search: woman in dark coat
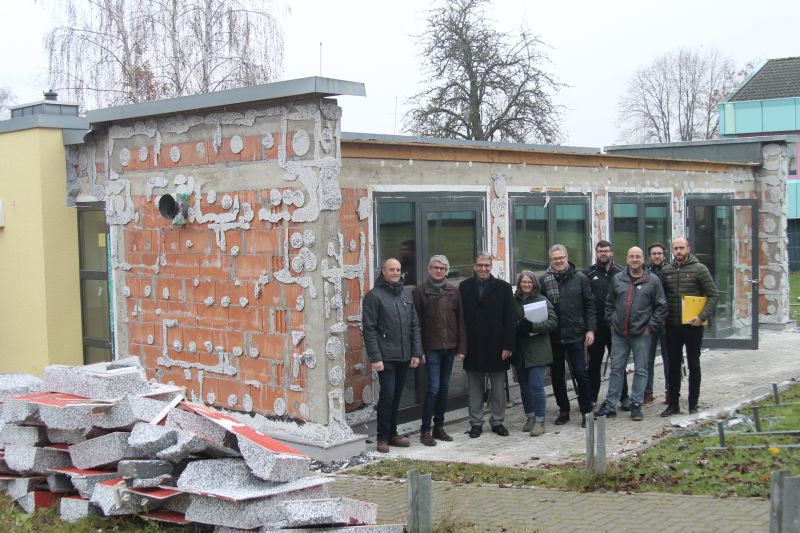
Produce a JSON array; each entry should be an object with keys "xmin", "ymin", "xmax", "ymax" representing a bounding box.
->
[{"xmin": 513, "ymin": 271, "xmax": 558, "ymax": 436}]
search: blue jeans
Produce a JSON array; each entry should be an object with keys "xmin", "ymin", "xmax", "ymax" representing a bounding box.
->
[
  {"xmin": 420, "ymin": 348, "xmax": 456, "ymax": 433},
  {"xmin": 603, "ymin": 331, "xmax": 650, "ymax": 408},
  {"xmin": 516, "ymin": 365, "xmax": 547, "ymax": 421},
  {"xmin": 376, "ymin": 361, "xmax": 409, "ymax": 442},
  {"xmin": 646, "ymin": 330, "xmax": 668, "ymax": 393}
]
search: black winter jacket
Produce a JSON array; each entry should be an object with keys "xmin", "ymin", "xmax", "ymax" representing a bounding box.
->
[
  {"xmin": 459, "ymin": 275, "xmax": 516, "ymax": 373},
  {"xmin": 605, "ymin": 269, "xmax": 667, "ymax": 337},
  {"xmin": 539, "ymin": 263, "xmax": 597, "ymax": 344},
  {"xmin": 584, "ymin": 261, "xmax": 623, "ymax": 333},
  {"xmin": 362, "ymin": 275, "xmax": 423, "ymax": 363}
]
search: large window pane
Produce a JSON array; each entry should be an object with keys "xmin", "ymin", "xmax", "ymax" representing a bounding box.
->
[
  {"xmin": 79, "ymin": 210, "xmax": 108, "ymax": 272},
  {"xmin": 81, "ymin": 279, "xmax": 111, "ymax": 340},
  {"xmin": 556, "ymin": 204, "xmax": 588, "ymax": 269},
  {"xmin": 644, "ymin": 205, "xmax": 669, "ymax": 249},
  {"xmin": 613, "ymin": 203, "xmax": 638, "ymax": 257},
  {"xmin": 85, "ymin": 346, "xmax": 112, "ymax": 365},
  {"xmin": 426, "ymin": 210, "xmax": 477, "ymax": 283},
  {"xmin": 513, "ymin": 205, "xmax": 547, "ymax": 274},
  {"xmin": 378, "ymin": 202, "xmax": 416, "ymax": 285}
]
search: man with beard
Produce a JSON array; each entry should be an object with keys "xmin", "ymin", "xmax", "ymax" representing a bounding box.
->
[
  {"xmin": 459, "ymin": 252, "xmax": 516, "ymax": 438},
  {"xmin": 644, "ymin": 242, "xmax": 669, "ymax": 405},
  {"xmin": 584, "ymin": 240, "xmax": 629, "ymax": 410},
  {"xmin": 660, "ymin": 238, "xmax": 718, "ymax": 416},
  {"xmin": 540, "ymin": 244, "xmax": 595, "ymax": 428},
  {"xmin": 362, "ymin": 258, "xmax": 423, "ymax": 453}
]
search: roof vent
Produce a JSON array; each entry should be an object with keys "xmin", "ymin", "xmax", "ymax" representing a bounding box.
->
[{"xmin": 43, "ymin": 90, "xmax": 58, "ymax": 101}]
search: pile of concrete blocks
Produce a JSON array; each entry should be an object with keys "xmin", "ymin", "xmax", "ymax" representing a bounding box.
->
[{"xmin": 0, "ymin": 361, "xmax": 402, "ymax": 531}]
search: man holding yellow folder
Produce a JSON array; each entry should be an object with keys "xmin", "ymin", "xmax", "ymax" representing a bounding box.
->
[{"xmin": 660, "ymin": 237, "xmax": 719, "ymax": 416}]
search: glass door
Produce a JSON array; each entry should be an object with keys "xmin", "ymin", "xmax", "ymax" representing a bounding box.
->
[
  {"xmin": 77, "ymin": 203, "xmax": 113, "ymax": 363},
  {"xmin": 686, "ymin": 198, "xmax": 758, "ymax": 349}
]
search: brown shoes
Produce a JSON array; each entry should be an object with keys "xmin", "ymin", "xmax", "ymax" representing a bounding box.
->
[
  {"xmin": 420, "ymin": 432, "xmax": 437, "ymax": 446},
  {"xmin": 388, "ymin": 435, "xmax": 410, "ymax": 447},
  {"xmin": 432, "ymin": 426, "xmax": 453, "ymax": 441},
  {"xmin": 644, "ymin": 390, "xmax": 655, "ymax": 404},
  {"xmin": 376, "ymin": 441, "xmax": 389, "ymax": 453}
]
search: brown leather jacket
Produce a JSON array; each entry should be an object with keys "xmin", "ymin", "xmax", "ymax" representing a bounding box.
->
[{"xmin": 412, "ymin": 279, "xmax": 467, "ymax": 354}]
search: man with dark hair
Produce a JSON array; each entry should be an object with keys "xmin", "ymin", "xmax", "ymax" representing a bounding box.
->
[
  {"xmin": 660, "ymin": 238, "xmax": 719, "ymax": 416},
  {"xmin": 645, "ymin": 242, "xmax": 669, "ymax": 405},
  {"xmin": 362, "ymin": 258, "xmax": 423, "ymax": 453},
  {"xmin": 540, "ymin": 244, "xmax": 595, "ymax": 428},
  {"xmin": 413, "ymin": 254, "xmax": 467, "ymax": 446},
  {"xmin": 459, "ymin": 252, "xmax": 517, "ymax": 438},
  {"xmin": 584, "ymin": 240, "xmax": 629, "ymax": 410}
]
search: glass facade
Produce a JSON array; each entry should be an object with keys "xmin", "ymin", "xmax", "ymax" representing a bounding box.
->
[
  {"xmin": 610, "ymin": 195, "xmax": 671, "ymax": 260},
  {"xmin": 78, "ymin": 205, "xmax": 113, "ymax": 364}
]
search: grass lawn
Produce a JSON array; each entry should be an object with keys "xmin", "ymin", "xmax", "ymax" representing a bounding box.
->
[
  {"xmin": 791, "ymin": 270, "xmax": 800, "ymax": 323},
  {"xmin": 352, "ymin": 383, "xmax": 800, "ymax": 498}
]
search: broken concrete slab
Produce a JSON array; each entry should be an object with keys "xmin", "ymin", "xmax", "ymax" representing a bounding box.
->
[
  {"xmin": 3, "ymin": 444, "xmax": 72, "ymax": 475},
  {"xmin": 0, "ymin": 425, "xmax": 48, "ymax": 447},
  {"xmin": 47, "ymin": 426, "xmax": 100, "ymax": 444},
  {"xmin": 118, "ymin": 459, "xmax": 173, "ymax": 480},
  {"xmin": 0, "ymin": 374, "xmax": 46, "ymax": 401},
  {"xmin": 47, "ymin": 473, "xmax": 76, "ymax": 493},
  {"xmin": 279, "ymin": 497, "xmax": 377, "ymax": 528},
  {"xmin": 96, "ymin": 395, "xmax": 170, "ymax": 430},
  {"xmin": 50, "ymin": 467, "xmax": 119, "ymax": 499},
  {"xmin": 237, "ymin": 434, "xmax": 310, "ymax": 483},
  {"xmin": 2, "ymin": 393, "xmax": 48, "ymax": 424},
  {"xmin": 165, "ymin": 407, "xmax": 233, "ymax": 448},
  {"xmin": 184, "ymin": 485, "xmax": 329, "ymax": 529},
  {"xmin": 139, "ymin": 510, "xmax": 193, "ymax": 526},
  {"xmin": 44, "ymin": 364, "xmax": 150, "ymax": 400},
  {"xmin": 155, "ymin": 430, "xmax": 209, "ymax": 463},
  {"xmin": 128, "ymin": 422, "xmax": 178, "ymax": 457},
  {"xmin": 129, "ymin": 474, "xmax": 174, "ymax": 488},
  {"xmin": 5, "ymin": 476, "xmax": 46, "ymax": 500},
  {"xmin": 59, "ymin": 495, "xmax": 98, "ymax": 522},
  {"xmin": 16, "ymin": 490, "xmax": 61, "ymax": 513},
  {"xmin": 39, "ymin": 402, "xmax": 99, "ymax": 430},
  {"xmin": 69, "ymin": 432, "xmax": 142, "ymax": 469},
  {"xmin": 90, "ymin": 477, "xmax": 158, "ymax": 516}
]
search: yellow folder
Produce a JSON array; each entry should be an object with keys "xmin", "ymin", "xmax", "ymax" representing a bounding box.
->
[{"xmin": 682, "ymin": 296, "xmax": 708, "ymax": 325}]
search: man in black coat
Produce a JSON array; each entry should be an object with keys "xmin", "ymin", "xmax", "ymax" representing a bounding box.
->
[{"xmin": 459, "ymin": 252, "xmax": 517, "ymax": 438}]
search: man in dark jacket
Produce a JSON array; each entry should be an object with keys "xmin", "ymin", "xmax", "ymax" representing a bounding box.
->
[
  {"xmin": 645, "ymin": 242, "xmax": 669, "ymax": 405},
  {"xmin": 413, "ymin": 254, "xmax": 467, "ymax": 446},
  {"xmin": 660, "ymin": 237, "xmax": 719, "ymax": 416},
  {"xmin": 459, "ymin": 252, "xmax": 516, "ymax": 438},
  {"xmin": 362, "ymin": 258, "xmax": 423, "ymax": 453},
  {"xmin": 584, "ymin": 240, "xmax": 629, "ymax": 409},
  {"xmin": 595, "ymin": 247, "xmax": 667, "ymax": 421},
  {"xmin": 539, "ymin": 244, "xmax": 596, "ymax": 428}
]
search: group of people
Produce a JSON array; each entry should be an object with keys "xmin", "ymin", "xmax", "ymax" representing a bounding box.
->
[{"xmin": 361, "ymin": 237, "xmax": 718, "ymax": 453}]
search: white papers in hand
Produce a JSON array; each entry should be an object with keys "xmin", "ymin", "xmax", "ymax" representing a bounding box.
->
[{"xmin": 523, "ymin": 300, "xmax": 548, "ymax": 323}]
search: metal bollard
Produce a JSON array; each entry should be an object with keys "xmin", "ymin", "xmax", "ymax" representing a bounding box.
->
[
  {"xmin": 773, "ymin": 383, "xmax": 780, "ymax": 404},
  {"xmin": 596, "ymin": 415, "xmax": 607, "ymax": 474},
  {"xmin": 717, "ymin": 422, "xmax": 726, "ymax": 447},
  {"xmin": 770, "ymin": 470, "xmax": 787, "ymax": 533},
  {"xmin": 753, "ymin": 406, "xmax": 762, "ymax": 433},
  {"xmin": 407, "ymin": 469, "xmax": 432, "ymax": 533},
  {"xmin": 585, "ymin": 413, "xmax": 595, "ymax": 473}
]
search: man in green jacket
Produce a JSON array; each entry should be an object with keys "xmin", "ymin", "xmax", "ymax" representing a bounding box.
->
[{"xmin": 660, "ymin": 238, "xmax": 719, "ymax": 416}]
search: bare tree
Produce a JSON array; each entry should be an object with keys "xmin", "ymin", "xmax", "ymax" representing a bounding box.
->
[
  {"xmin": 404, "ymin": 0, "xmax": 563, "ymax": 144},
  {"xmin": 0, "ymin": 87, "xmax": 16, "ymax": 120},
  {"xmin": 43, "ymin": 0, "xmax": 285, "ymax": 109},
  {"xmin": 617, "ymin": 48, "xmax": 746, "ymax": 143}
]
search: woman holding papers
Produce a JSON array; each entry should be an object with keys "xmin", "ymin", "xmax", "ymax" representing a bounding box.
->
[{"xmin": 513, "ymin": 271, "xmax": 558, "ymax": 436}]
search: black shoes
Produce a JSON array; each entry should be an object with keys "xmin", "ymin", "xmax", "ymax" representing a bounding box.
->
[
  {"xmin": 581, "ymin": 414, "xmax": 587, "ymax": 428},
  {"xmin": 432, "ymin": 426, "xmax": 453, "ymax": 441},
  {"xmin": 491, "ymin": 424, "xmax": 509, "ymax": 436},
  {"xmin": 594, "ymin": 404, "xmax": 617, "ymax": 418},
  {"xmin": 619, "ymin": 398, "xmax": 631, "ymax": 412},
  {"xmin": 688, "ymin": 406, "xmax": 698, "ymax": 414},
  {"xmin": 468, "ymin": 425, "xmax": 483, "ymax": 438},
  {"xmin": 554, "ymin": 411, "xmax": 570, "ymax": 425},
  {"xmin": 660, "ymin": 405, "xmax": 682, "ymax": 417},
  {"xmin": 630, "ymin": 403, "xmax": 643, "ymax": 421}
]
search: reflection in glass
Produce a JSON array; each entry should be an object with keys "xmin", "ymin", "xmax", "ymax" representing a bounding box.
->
[
  {"xmin": 644, "ymin": 205, "xmax": 669, "ymax": 250},
  {"xmin": 378, "ymin": 202, "xmax": 416, "ymax": 285},
  {"xmin": 79, "ymin": 210, "xmax": 108, "ymax": 272},
  {"xmin": 556, "ymin": 204, "xmax": 588, "ymax": 269},
  {"xmin": 81, "ymin": 279, "xmax": 111, "ymax": 340},
  {"xmin": 513, "ymin": 204, "xmax": 547, "ymax": 277},
  {"xmin": 85, "ymin": 346, "xmax": 112, "ymax": 365},
  {"xmin": 426, "ymin": 210, "xmax": 477, "ymax": 284},
  {"xmin": 691, "ymin": 205, "xmax": 735, "ymax": 339},
  {"xmin": 613, "ymin": 203, "xmax": 638, "ymax": 259}
]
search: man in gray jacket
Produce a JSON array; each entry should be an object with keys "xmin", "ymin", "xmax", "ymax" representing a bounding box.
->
[
  {"xmin": 362, "ymin": 258, "xmax": 423, "ymax": 453},
  {"xmin": 595, "ymin": 247, "xmax": 667, "ymax": 421}
]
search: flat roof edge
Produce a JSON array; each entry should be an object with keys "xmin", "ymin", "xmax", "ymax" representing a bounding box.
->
[
  {"xmin": 0, "ymin": 115, "xmax": 89, "ymax": 135},
  {"xmin": 605, "ymin": 134, "xmax": 800, "ymax": 152},
  {"xmin": 87, "ymin": 77, "xmax": 366, "ymax": 125}
]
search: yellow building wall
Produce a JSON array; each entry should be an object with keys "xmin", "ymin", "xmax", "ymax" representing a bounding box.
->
[{"xmin": 0, "ymin": 128, "xmax": 83, "ymax": 375}]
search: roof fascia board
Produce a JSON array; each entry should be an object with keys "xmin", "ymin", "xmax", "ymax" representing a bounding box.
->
[{"xmin": 0, "ymin": 114, "xmax": 89, "ymax": 135}]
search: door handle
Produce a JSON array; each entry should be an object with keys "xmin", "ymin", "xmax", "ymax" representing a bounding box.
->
[{"xmin": 745, "ymin": 279, "xmax": 759, "ymax": 285}]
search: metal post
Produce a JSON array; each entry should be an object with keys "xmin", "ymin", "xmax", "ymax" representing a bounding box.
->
[
  {"xmin": 407, "ymin": 469, "xmax": 431, "ymax": 533},
  {"xmin": 753, "ymin": 406, "xmax": 762, "ymax": 433},
  {"xmin": 596, "ymin": 415, "xmax": 607, "ymax": 474},
  {"xmin": 717, "ymin": 422, "xmax": 726, "ymax": 447},
  {"xmin": 585, "ymin": 413, "xmax": 595, "ymax": 473},
  {"xmin": 782, "ymin": 476, "xmax": 800, "ymax": 533},
  {"xmin": 773, "ymin": 383, "xmax": 780, "ymax": 404},
  {"xmin": 770, "ymin": 470, "xmax": 787, "ymax": 533}
]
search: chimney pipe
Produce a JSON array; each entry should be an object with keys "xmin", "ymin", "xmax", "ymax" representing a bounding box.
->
[{"xmin": 43, "ymin": 90, "xmax": 58, "ymax": 101}]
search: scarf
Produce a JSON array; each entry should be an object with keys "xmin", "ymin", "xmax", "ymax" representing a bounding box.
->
[
  {"xmin": 541, "ymin": 263, "xmax": 574, "ymax": 304},
  {"xmin": 427, "ymin": 277, "xmax": 448, "ymax": 294}
]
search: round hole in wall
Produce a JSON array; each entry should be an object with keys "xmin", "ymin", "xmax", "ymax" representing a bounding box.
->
[{"xmin": 158, "ymin": 194, "xmax": 179, "ymax": 219}]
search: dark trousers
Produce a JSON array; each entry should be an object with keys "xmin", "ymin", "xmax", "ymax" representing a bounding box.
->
[
  {"xmin": 376, "ymin": 361, "xmax": 409, "ymax": 442},
  {"xmin": 420, "ymin": 348, "xmax": 456, "ymax": 433},
  {"xmin": 587, "ymin": 325, "xmax": 628, "ymax": 404},
  {"xmin": 550, "ymin": 340, "xmax": 593, "ymax": 414},
  {"xmin": 665, "ymin": 324, "xmax": 704, "ymax": 408}
]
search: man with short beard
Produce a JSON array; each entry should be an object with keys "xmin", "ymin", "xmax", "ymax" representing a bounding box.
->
[
  {"xmin": 645, "ymin": 242, "xmax": 669, "ymax": 405},
  {"xmin": 660, "ymin": 238, "xmax": 718, "ymax": 416}
]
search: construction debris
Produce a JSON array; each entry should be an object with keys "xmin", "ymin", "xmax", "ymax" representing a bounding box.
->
[{"xmin": 0, "ymin": 361, "xmax": 395, "ymax": 531}]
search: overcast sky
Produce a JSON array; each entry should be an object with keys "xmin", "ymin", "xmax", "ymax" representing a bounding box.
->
[{"xmin": 2, "ymin": 0, "xmax": 798, "ymax": 147}]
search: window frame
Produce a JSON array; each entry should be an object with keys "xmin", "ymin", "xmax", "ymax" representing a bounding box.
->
[{"xmin": 608, "ymin": 193, "xmax": 672, "ymax": 256}]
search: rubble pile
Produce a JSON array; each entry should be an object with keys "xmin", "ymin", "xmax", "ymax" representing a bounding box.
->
[{"xmin": 0, "ymin": 361, "xmax": 401, "ymax": 532}]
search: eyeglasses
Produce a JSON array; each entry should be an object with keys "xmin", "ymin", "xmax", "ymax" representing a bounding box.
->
[
  {"xmin": 650, "ymin": 251, "xmax": 665, "ymax": 256},
  {"xmin": 550, "ymin": 256, "xmax": 567, "ymax": 262},
  {"xmin": 430, "ymin": 266, "xmax": 447, "ymax": 271},
  {"xmin": 475, "ymin": 263, "xmax": 492, "ymax": 269}
]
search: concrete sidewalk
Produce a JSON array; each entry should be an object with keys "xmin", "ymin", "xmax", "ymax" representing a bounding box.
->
[{"xmin": 329, "ymin": 328, "xmax": 800, "ymax": 531}]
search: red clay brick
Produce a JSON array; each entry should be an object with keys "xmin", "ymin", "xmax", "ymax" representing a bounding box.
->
[
  {"xmin": 249, "ymin": 332, "xmax": 286, "ymax": 361},
  {"xmin": 260, "ymin": 282, "xmax": 282, "ymax": 307},
  {"xmin": 142, "ymin": 345, "xmax": 162, "ymax": 370},
  {"xmin": 126, "ymin": 229, "xmax": 156, "ymax": 253},
  {"xmin": 139, "ymin": 299, "xmax": 163, "ymax": 323},
  {"xmin": 229, "ymin": 305, "xmax": 263, "ymax": 332},
  {"xmin": 222, "ymin": 229, "xmax": 244, "ymax": 254},
  {"xmin": 286, "ymin": 389, "xmax": 307, "ymax": 420},
  {"xmin": 199, "ymin": 254, "xmax": 233, "ymax": 280},
  {"xmin": 263, "ymin": 133, "xmax": 279, "ymax": 160},
  {"xmin": 214, "ymin": 280, "xmax": 248, "ymax": 305},
  {"xmin": 137, "ymin": 253, "xmax": 161, "ymax": 275},
  {"xmin": 178, "ymin": 228, "xmax": 212, "ymax": 254},
  {"xmin": 195, "ymin": 303, "xmax": 229, "ymax": 329},
  {"xmin": 156, "ymin": 278, "xmax": 186, "ymax": 302},
  {"xmin": 166, "ymin": 302, "xmax": 198, "ymax": 327},
  {"xmin": 186, "ymin": 279, "xmax": 216, "ymax": 304},
  {"xmin": 244, "ymin": 230, "xmax": 279, "ymax": 255},
  {"xmin": 128, "ymin": 322, "xmax": 156, "ymax": 345},
  {"xmin": 238, "ymin": 356, "xmax": 270, "ymax": 384},
  {"xmin": 161, "ymin": 226, "xmax": 183, "ymax": 254},
  {"xmin": 165, "ymin": 254, "xmax": 201, "ymax": 279}
]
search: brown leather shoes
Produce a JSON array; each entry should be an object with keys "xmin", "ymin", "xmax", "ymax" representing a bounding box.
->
[
  {"xmin": 420, "ymin": 432, "xmax": 437, "ymax": 446},
  {"xmin": 644, "ymin": 390, "xmax": 655, "ymax": 404},
  {"xmin": 388, "ymin": 435, "xmax": 410, "ymax": 447},
  {"xmin": 432, "ymin": 426, "xmax": 453, "ymax": 441},
  {"xmin": 376, "ymin": 441, "xmax": 389, "ymax": 453}
]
